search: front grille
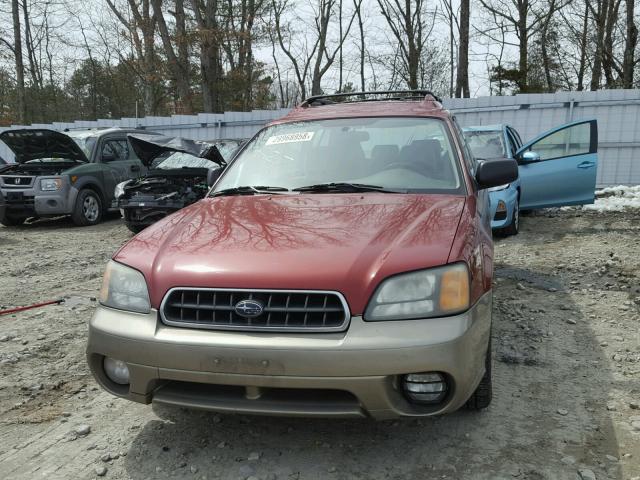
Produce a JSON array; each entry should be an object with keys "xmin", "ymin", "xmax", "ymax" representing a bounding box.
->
[
  {"xmin": 1, "ymin": 176, "xmax": 34, "ymax": 188},
  {"xmin": 160, "ymin": 288, "xmax": 350, "ymax": 332}
]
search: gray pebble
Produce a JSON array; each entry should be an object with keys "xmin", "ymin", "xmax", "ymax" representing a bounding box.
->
[
  {"xmin": 577, "ymin": 469, "xmax": 596, "ymax": 480},
  {"xmin": 75, "ymin": 424, "xmax": 91, "ymax": 436},
  {"xmin": 248, "ymin": 452, "xmax": 261, "ymax": 461},
  {"xmin": 95, "ymin": 466, "xmax": 107, "ymax": 477}
]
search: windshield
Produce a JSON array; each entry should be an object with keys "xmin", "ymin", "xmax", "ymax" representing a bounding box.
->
[
  {"xmin": 67, "ymin": 131, "xmax": 98, "ymax": 158},
  {"xmin": 215, "ymin": 140, "xmax": 244, "ymax": 160},
  {"xmin": 213, "ymin": 117, "xmax": 463, "ymax": 194},
  {"xmin": 152, "ymin": 151, "xmax": 221, "ymax": 170},
  {"xmin": 463, "ymin": 130, "xmax": 505, "ymax": 159}
]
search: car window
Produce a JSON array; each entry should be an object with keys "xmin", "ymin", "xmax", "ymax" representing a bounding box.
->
[
  {"xmin": 505, "ymin": 129, "xmax": 518, "ymax": 157},
  {"xmin": 463, "ymin": 130, "xmax": 505, "ymax": 160},
  {"xmin": 526, "ymin": 122, "xmax": 591, "ymax": 161},
  {"xmin": 101, "ymin": 139, "xmax": 130, "ymax": 162},
  {"xmin": 215, "ymin": 117, "xmax": 464, "ymax": 194},
  {"xmin": 67, "ymin": 132, "xmax": 97, "ymax": 158},
  {"xmin": 452, "ymin": 117, "xmax": 476, "ymax": 174}
]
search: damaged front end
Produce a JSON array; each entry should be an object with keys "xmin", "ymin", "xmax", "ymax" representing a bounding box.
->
[
  {"xmin": 119, "ymin": 169, "xmax": 211, "ymax": 232},
  {"xmin": 118, "ymin": 134, "xmax": 238, "ymax": 233}
]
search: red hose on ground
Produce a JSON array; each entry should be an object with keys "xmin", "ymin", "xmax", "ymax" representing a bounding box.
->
[{"xmin": 0, "ymin": 299, "xmax": 64, "ymax": 316}]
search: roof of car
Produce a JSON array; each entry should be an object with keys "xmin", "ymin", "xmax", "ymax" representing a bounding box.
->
[
  {"xmin": 65, "ymin": 127, "xmax": 150, "ymax": 138},
  {"xmin": 462, "ymin": 124, "xmax": 506, "ymax": 132},
  {"xmin": 271, "ymin": 93, "xmax": 449, "ymax": 126}
]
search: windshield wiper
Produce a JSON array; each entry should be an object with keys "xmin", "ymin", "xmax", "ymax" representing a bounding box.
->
[
  {"xmin": 211, "ymin": 185, "xmax": 290, "ymax": 197},
  {"xmin": 293, "ymin": 182, "xmax": 400, "ymax": 193}
]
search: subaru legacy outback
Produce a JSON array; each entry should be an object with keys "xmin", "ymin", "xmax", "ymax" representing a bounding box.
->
[{"xmin": 87, "ymin": 91, "xmax": 517, "ymax": 419}]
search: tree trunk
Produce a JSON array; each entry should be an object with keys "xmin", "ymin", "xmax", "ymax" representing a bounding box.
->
[
  {"xmin": 517, "ymin": 1, "xmax": 528, "ymax": 92},
  {"xmin": 602, "ymin": 0, "xmax": 620, "ymax": 87},
  {"xmin": 153, "ymin": 0, "xmax": 193, "ymax": 113},
  {"xmin": 591, "ymin": 0, "xmax": 609, "ymax": 91},
  {"xmin": 455, "ymin": 0, "xmax": 469, "ymax": 97},
  {"xmin": 622, "ymin": 0, "xmax": 637, "ymax": 87},
  {"xmin": 11, "ymin": 0, "xmax": 26, "ymax": 124},
  {"xmin": 577, "ymin": 2, "xmax": 589, "ymax": 91},
  {"xmin": 354, "ymin": 0, "xmax": 365, "ymax": 91}
]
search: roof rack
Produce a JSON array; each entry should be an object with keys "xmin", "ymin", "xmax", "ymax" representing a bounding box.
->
[{"xmin": 300, "ymin": 90, "xmax": 442, "ymax": 107}]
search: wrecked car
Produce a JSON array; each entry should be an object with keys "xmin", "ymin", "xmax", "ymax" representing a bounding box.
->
[
  {"xmin": 115, "ymin": 135, "xmax": 240, "ymax": 233},
  {"xmin": 0, "ymin": 128, "xmax": 151, "ymax": 226},
  {"xmin": 463, "ymin": 121, "xmax": 598, "ymax": 235},
  {"xmin": 87, "ymin": 90, "xmax": 519, "ymax": 420}
]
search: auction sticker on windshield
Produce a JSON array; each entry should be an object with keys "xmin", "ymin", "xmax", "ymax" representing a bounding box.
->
[{"xmin": 265, "ymin": 132, "xmax": 315, "ymax": 145}]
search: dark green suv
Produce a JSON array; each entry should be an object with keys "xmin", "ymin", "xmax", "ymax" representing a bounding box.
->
[{"xmin": 0, "ymin": 128, "xmax": 154, "ymax": 226}]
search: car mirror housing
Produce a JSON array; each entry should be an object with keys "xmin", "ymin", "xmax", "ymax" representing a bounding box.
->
[
  {"xmin": 520, "ymin": 151, "xmax": 541, "ymax": 163},
  {"xmin": 207, "ymin": 166, "xmax": 223, "ymax": 187},
  {"xmin": 475, "ymin": 159, "xmax": 518, "ymax": 190}
]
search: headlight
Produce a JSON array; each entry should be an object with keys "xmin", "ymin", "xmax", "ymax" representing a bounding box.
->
[
  {"xmin": 40, "ymin": 178, "xmax": 63, "ymax": 191},
  {"xmin": 365, "ymin": 263, "xmax": 470, "ymax": 321},
  {"xmin": 99, "ymin": 260, "xmax": 150, "ymax": 313},
  {"xmin": 488, "ymin": 183, "xmax": 510, "ymax": 192},
  {"xmin": 114, "ymin": 180, "xmax": 131, "ymax": 199}
]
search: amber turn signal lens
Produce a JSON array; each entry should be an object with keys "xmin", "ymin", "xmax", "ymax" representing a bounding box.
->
[{"xmin": 439, "ymin": 267, "xmax": 470, "ymax": 312}]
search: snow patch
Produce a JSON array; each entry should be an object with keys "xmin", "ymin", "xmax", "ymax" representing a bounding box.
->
[{"xmin": 583, "ymin": 185, "xmax": 640, "ymax": 212}]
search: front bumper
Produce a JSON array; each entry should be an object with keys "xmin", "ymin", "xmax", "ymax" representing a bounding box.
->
[
  {"xmin": 120, "ymin": 200, "xmax": 185, "ymax": 228},
  {"xmin": 0, "ymin": 178, "xmax": 77, "ymax": 218},
  {"xmin": 489, "ymin": 188, "xmax": 517, "ymax": 230},
  {"xmin": 87, "ymin": 291, "xmax": 492, "ymax": 419}
]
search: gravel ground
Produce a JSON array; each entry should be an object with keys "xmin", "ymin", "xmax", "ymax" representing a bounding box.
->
[{"xmin": 0, "ymin": 209, "xmax": 639, "ymax": 480}]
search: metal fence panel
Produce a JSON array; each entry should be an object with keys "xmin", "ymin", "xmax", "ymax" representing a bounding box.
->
[{"xmin": 1, "ymin": 93, "xmax": 638, "ymax": 186}]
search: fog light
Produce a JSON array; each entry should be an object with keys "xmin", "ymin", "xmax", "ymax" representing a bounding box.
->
[
  {"xmin": 103, "ymin": 357, "xmax": 130, "ymax": 385},
  {"xmin": 496, "ymin": 200, "xmax": 507, "ymax": 212},
  {"xmin": 402, "ymin": 372, "xmax": 447, "ymax": 404}
]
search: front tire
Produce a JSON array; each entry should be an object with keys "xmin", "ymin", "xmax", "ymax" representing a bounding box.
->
[
  {"xmin": 0, "ymin": 215, "xmax": 26, "ymax": 227},
  {"xmin": 126, "ymin": 223, "xmax": 146, "ymax": 234},
  {"xmin": 500, "ymin": 197, "xmax": 519, "ymax": 236},
  {"xmin": 72, "ymin": 189, "xmax": 103, "ymax": 226},
  {"xmin": 466, "ymin": 338, "xmax": 492, "ymax": 410}
]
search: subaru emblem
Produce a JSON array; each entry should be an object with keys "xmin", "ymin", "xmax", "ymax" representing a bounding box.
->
[{"xmin": 234, "ymin": 299, "xmax": 264, "ymax": 318}]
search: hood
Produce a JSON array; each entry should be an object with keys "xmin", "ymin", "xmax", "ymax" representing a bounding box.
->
[
  {"xmin": 128, "ymin": 133, "xmax": 226, "ymax": 167},
  {"xmin": 115, "ymin": 194, "xmax": 466, "ymax": 314},
  {"xmin": 0, "ymin": 129, "xmax": 88, "ymax": 164}
]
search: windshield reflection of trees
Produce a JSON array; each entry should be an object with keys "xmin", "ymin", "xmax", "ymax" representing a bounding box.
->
[{"xmin": 130, "ymin": 195, "xmax": 463, "ymax": 255}]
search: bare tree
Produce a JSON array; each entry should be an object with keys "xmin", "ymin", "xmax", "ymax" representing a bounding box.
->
[
  {"xmin": 152, "ymin": 0, "xmax": 194, "ymax": 113},
  {"xmin": 622, "ymin": 0, "xmax": 637, "ymax": 87},
  {"xmin": 11, "ymin": 0, "xmax": 26, "ymax": 123},
  {"xmin": 377, "ymin": 0, "xmax": 437, "ymax": 89},
  {"xmin": 353, "ymin": 0, "xmax": 366, "ymax": 91},
  {"xmin": 455, "ymin": 0, "xmax": 469, "ymax": 97},
  {"xmin": 272, "ymin": 0, "xmax": 357, "ymax": 98},
  {"xmin": 105, "ymin": 0, "xmax": 160, "ymax": 114}
]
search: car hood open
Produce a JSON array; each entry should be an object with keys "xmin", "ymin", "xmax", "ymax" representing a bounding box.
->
[
  {"xmin": 0, "ymin": 129, "xmax": 88, "ymax": 164},
  {"xmin": 128, "ymin": 133, "xmax": 226, "ymax": 167},
  {"xmin": 115, "ymin": 193, "xmax": 466, "ymax": 314}
]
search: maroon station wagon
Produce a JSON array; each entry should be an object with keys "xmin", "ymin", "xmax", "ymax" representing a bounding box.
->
[{"xmin": 87, "ymin": 91, "xmax": 518, "ymax": 419}]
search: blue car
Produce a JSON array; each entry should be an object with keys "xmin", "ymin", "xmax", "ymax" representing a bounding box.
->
[{"xmin": 463, "ymin": 120, "xmax": 598, "ymax": 235}]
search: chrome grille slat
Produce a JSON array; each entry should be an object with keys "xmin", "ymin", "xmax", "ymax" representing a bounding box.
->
[{"xmin": 160, "ymin": 288, "xmax": 350, "ymax": 333}]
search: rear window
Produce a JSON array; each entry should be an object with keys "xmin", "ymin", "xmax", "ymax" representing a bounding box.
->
[
  {"xmin": 215, "ymin": 117, "xmax": 464, "ymax": 194},
  {"xmin": 463, "ymin": 130, "xmax": 505, "ymax": 160}
]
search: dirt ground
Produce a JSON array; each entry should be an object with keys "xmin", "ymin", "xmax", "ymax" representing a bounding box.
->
[{"xmin": 0, "ymin": 208, "xmax": 638, "ymax": 480}]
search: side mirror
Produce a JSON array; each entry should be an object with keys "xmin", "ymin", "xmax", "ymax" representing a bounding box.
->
[
  {"xmin": 520, "ymin": 151, "xmax": 541, "ymax": 163},
  {"xmin": 476, "ymin": 159, "xmax": 518, "ymax": 190},
  {"xmin": 207, "ymin": 166, "xmax": 223, "ymax": 187}
]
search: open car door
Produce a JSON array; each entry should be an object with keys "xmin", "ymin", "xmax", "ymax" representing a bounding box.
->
[{"xmin": 515, "ymin": 119, "xmax": 598, "ymax": 209}]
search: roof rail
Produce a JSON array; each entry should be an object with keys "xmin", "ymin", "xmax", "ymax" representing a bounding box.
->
[{"xmin": 300, "ymin": 90, "xmax": 442, "ymax": 107}]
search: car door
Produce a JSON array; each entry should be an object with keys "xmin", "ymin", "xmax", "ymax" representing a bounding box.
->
[
  {"xmin": 515, "ymin": 119, "xmax": 597, "ymax": 209},
  {"xmin": 98, "ymin": 136, "xmax": 146, "ymax": 203}
]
